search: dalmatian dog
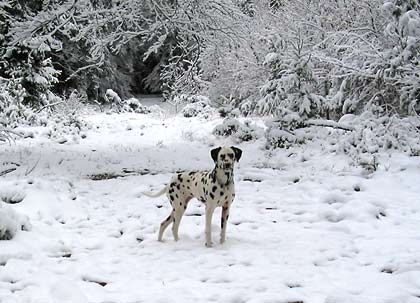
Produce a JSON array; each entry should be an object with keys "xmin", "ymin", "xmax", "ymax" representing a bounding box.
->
[{"xmin": 143, "ymin": 146, "xmax": 242, "ymax": 247}]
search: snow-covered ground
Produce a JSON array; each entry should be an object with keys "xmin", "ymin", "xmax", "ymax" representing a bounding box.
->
[{"xmin": 1, "ymin": 108, "xmax": 420, "ymax": 303}]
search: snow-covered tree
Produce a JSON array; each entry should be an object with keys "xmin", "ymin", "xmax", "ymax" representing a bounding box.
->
[
  {"xmin": 260, "ymin": 30, "xmax": 321, "ymax": 118},
  {"xmin": 257, "ymin": 0, "xmax": 326, "ymax": 119},
  {"xmin": 1, "ymin": 0, "xmax": 63, "ymax": 107},
  {"xmin": 314, "ymin": 0, "xmax": 419, "ymax": 117},
  {"xmin": 200, "ymin": 1, "xmax": 270, "ymax": 111},
  {"xmin": 1, "ymin": 0, "xmax": 419, "ymax": 126},
  {"xmin": 382, "ymin": 0, "xmax": 420, "ymax": 114}
]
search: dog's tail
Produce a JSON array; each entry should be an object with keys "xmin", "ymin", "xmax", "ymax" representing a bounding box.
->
[{"xmin": 142, "ymin": 185, "xmax": 168, "ymax": 198}]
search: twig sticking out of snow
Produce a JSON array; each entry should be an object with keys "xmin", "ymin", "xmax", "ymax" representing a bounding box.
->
[
  {"xmin": 35, "ymin": 101, "xmax": 65, "ymax": 114},
  {"xmin": 0, "ymin": 128, "xmax": 22, "ymax": 144}
]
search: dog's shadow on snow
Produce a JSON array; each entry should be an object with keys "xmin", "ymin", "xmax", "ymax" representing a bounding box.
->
[{"xmin": 139, "ymin": 231, "xmax": 255, "ymax": 252}]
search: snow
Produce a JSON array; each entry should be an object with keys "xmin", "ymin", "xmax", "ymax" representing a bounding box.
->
[
  {"xmin": 1, "ymin": 107, "xmax": 420, "ymax": 303},
  {"xmin": 264, "ymin": 52, "xmax": 278, "ymax": 65},
  {"xmin": 104, "ymin": 89, "xmax": 122, "ymax": 104},
  {"xmin": 0, "ymin": 202, "xmax": 30, "ymax": 240}
]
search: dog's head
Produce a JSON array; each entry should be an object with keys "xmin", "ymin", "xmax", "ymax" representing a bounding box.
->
[{"xmin": 211, "ymin": 146, "xmax": 242, "ymax": 170}]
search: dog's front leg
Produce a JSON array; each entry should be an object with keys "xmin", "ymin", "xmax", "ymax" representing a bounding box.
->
[
  {"xmin": 205, "ymin": 205, "xmax": 215, "ymax": 247},
  {"xmin": 220, "ymin": 205, "xmax": 230, "ymax": 244}
]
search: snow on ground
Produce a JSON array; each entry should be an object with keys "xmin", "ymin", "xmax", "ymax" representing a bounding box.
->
[{"xmin": 1, "ymin": 107, "xmax": 420, "ymax": 303}]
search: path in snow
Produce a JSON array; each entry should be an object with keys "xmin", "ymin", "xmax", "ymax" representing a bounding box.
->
[{"xmin": 1, "ymin": 112, "xmax": 420, "ymax": 303}]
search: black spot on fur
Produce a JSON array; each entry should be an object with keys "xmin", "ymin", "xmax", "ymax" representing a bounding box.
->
[
  {"xmin": 220, "ymin": 191, "xmax": 224, "ymax": 196},
  {"xmin": 210, "ymin": 193, "xmax": 215, "ymax": 199},
  {"xmin": 175, "ymin": 194, "xmax": 179, "ymax": 199},
  {"xmin": 169, "ymin": 195, "xmax": 174, "ymax": 201},
  {"xmin": 177, "ymin": 184, "xmax": 181, "ymax": 190},
  {"xmin": 189, "ymin": 172, "xmax": 195, "ymax": 176},
  {"xmin": 212, "ymin": 185, "xmax": 217, "ymax": 192}
]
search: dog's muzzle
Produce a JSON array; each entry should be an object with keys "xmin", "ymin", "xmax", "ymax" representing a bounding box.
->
[{"xmin": 220, "ymin": 162, "xmax": 232, "ymax": 170}]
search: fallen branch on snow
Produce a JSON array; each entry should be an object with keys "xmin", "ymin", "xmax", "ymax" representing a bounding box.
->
[
  {"xmin": 0, "ymin": 167, "xmax": 16, "ymax": 177},
  {"xmin": 305, "ymin": 119, "xmax": 354, "ymax": 131}
]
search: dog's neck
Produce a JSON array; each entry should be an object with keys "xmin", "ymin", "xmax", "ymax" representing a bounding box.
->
[{"xmin": 212, "ymin": 165, "xmax": 234, "ymax": 187}]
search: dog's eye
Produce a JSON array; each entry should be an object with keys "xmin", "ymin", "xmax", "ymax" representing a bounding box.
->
[
  {"xmin": 228, "ymin": 153, "xmax": 234, "ymax": 158},
  {"xmin": 220, "ymin": 154, "xmax": 226, "ymax": 160}
]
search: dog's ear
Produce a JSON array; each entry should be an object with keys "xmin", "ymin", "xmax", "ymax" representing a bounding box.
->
[
  {"xmin": 211, "ymin": 147, "xmax": 221, "ymax": 163},
  {"xmin": 231, "ymin": 146, "xmax": 242, "ymax": 162}
]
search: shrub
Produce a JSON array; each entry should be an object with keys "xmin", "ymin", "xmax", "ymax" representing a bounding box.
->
[
  {"xmin": 122, "ymin": 98, "xmax": 151, "ymax": 114},
  {"xmin": 180, "ymin": 96, "xmax": 214, "ymax": 118},
  {"xmin": 337, "ymin": 111, "xmax": 420, "ymax": 170},
  {"xmin": 213, "ymin": 118, "xmax": 240, "ymax": 136},
  {"xmin": 213, "ymin": 118, "xmax": 262, "ymax": 142},
  {"xmin": 235, "ymin": 120, "xmax": 262, "ymax": 142},
  {"xmin": 46, "ymin": 91, "xmax": 91, "ymax": 141},
  {"xmin": 0, "ymin": 79, "xmax": 39, "ymax": 128},
  {"xmin": 218, "ymin": 105, "xmax": 233, "ymax": 118},
  {"xmin": 264, "ymin": 111, "xmax": 305, "ymax": 149}
]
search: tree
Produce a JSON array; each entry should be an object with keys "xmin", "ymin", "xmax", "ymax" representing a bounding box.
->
[
  {"xmin": 257, "ymin": 0, "xmax": 326, "ymax": 118},
  {"xmin": 382, "ymin": 0, "xmax": 420, "ymax": 114},
  {"xmin": 200, "ymin": 1, "xmax": 270, "ymax": 111}
]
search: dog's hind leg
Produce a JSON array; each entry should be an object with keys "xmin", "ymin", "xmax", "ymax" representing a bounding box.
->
[
  {"xmin": 171, "ymin": 209, "xmax": 184, "ymax": 241},
  {"xmin": 159, "ymin": 190, "xmax": 178, "ymax": 241},
  {"xmin": 158, "ymin": 211, "xmax": 174, "ymax": 241},
  {"xmin": 171, "ymin": 196, "xmax": 191, "ymax": 241}
]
